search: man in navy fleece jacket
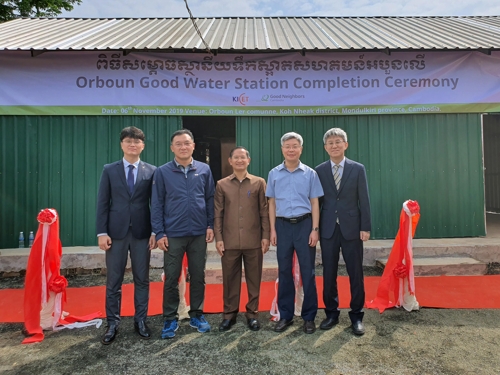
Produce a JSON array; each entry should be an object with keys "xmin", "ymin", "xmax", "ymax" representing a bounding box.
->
[{"xmin": 151, "ymin": 128, "xmax": 215, "ymax": 339}]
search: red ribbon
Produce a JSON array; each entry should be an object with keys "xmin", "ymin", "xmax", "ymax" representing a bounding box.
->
[{"xmin": 393, "ymin": 263, "xmax": 408, "ymax": 278}]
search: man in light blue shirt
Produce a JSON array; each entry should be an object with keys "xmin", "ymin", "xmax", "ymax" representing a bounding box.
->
[{"xmin": 266, "ymin": 132, "xmax": 324, "ymax": 334}]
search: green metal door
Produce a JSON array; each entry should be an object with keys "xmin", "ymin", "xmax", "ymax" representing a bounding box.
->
[
  {"xmin": 0, "ymin": 115, "xmax": 182, "ymax": 249},
  {"xmin": 237, "ymin": 114, "xmax": 485, "ymax": 239}
]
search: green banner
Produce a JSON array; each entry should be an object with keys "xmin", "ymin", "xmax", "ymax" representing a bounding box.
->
[{"xmin": 1, "ymin": 103, "xmax": 500, "ymax": 116}]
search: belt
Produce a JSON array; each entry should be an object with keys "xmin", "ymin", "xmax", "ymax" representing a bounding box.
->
[{"xmin": 277, "ymin": 213, "xmax": 311, "ymax": 224}]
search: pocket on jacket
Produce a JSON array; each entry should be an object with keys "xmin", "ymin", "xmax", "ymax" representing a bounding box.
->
[{"xmin": 349, "ymin": 210, "xmax": 359, "ymax": 217}]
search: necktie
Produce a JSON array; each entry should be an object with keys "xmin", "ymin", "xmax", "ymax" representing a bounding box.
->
[
  {"xmin": 333, "ymin": 164, "xmax": 341, "ymax": 224},
  {"xmin": 127, "ymin": 165, "xmax": 135, "ymax": 194},
  {"xmin": 333, "ymin": 164, "xmax": 341, "ymax": 190}
]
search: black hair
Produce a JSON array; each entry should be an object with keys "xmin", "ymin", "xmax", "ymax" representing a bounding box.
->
[
  {"xmin": 120, "ymin": 126, "xmax": 145, "ymax": 142},
  {"xmin": 171, "ymin": 129, "xmax": 194, "ymax": 143},
  {"xmin": 229, "ymin": 146, "xmax": 250, "ymax": 158}
]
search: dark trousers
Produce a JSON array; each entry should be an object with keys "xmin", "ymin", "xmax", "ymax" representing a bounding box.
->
[
  {"xmin": 163, "ymin": 235, "xmax": 207, "ymax": 320},
  {"xmin": 105, "ymin": 228, "xmax": 150, "ymax": 324},
  {"xmin": 276, "ymin": 216, "xmax": 317, "ymax": 321},
  {"xmin": 321, "ymin": 223, "xmax": 365, "ymax": 323},
  {"xmin": 221, "ymin": 248, "xmax": 263, "ymax": 320}
]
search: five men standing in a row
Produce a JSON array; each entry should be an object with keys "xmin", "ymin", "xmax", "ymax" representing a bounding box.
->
[{"xmin": 96, "ymin": 126, "xmax": 371, "ymax": 344}]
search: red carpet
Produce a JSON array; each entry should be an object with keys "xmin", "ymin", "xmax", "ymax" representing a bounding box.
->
[{"xmin": 2, "ymin": 275, "xmax": 500, "ymax": 323}]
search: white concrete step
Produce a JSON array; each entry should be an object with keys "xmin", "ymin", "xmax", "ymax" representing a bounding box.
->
[
  {"xmin": 205, "ymin": 256, "xmax": 279, "ymax": 284},
  {"xmin": 3, "ymin": 238, "xmax": 499, "ymax": 278},
  {"xmin": 0, "ymin": 244, "xmax": 322, "ymax": 275},
  {"xmin": 0, "ymin": 245, "xmax": 281, "ymax": 283}
]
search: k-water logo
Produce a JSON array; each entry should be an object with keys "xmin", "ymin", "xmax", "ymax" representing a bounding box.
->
[{"xmin": 233, "ymin": 93, "xmax": 249, "ymax": 105}]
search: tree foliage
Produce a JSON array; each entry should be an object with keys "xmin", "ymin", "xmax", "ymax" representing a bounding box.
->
[{"xmin": 0, "ymin": 0, "xmax": 81, "ymax": 22}]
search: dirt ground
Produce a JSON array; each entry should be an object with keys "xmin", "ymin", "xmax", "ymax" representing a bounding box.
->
[{"xmin": 1, "ymin": 266, "xmax": 500, "ymax": 375}]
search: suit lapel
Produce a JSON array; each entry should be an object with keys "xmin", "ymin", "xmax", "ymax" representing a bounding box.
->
[
  {"xmin": 116, "ymin": 161, "xmax": 130, "ymax": 194},
  {"xmin": 338, "ymin": 158, "xmax": 353, "ymax": 195}
]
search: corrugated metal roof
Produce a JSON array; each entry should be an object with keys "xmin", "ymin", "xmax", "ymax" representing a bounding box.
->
[{"xmin": 1, "ymin": 16, "xmax": 500, "ymax": 52}]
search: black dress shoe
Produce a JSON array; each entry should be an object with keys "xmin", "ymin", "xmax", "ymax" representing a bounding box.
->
[
  {"xmin": 101, "ymin": 324, "xmax": 118, "ymax": 345},
  {"xmin": 274, "ymin": 319, "xmax": 293, "ymax": 332},
  {"xmin": 134, "ymin": 321, "xmax": 151, "ymax": 339},
  {"xmin": 219, "ymin": 318, "xmax": 236, "ymax": 332},
  {"xmin": 247, "ymin": 318, "xmax": 261, "ymax": 331},
  {"xmin": 303, "ymin": 320, "xmax": 316, "ymax": 334},
  {"xmin": 320, "ymin": 317, "xmax": 339, "ymax": 330},
  {"xmin": 352, "ymin": 321, "xmax": 365, "ymax": 336}
]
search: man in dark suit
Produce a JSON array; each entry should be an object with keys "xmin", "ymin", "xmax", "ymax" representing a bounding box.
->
[
  {"xmin": 315, "ymin": 128, "xmax": 371, "ymax": 336},
  {"xmin": 96, "ymin": 126, "xmax": 157, "ymax": 345}
]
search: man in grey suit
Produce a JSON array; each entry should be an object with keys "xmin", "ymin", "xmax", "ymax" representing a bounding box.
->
[
  {"xmin": 315, "ymin": 128, "xmax": 371, "ymax": 336},
  {"xmin": 96, "ymin": 126, "xmax": 157, "ymax": 345}
]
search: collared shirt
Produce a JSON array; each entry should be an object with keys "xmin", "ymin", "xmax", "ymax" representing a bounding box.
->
[
  {"xmin": 266, "ymin": 161, "xmax": 324, "ymax": 218},
  {"xmin": 330, "ymin": 157, "xmax": 346, "ymax": 179},
  {"xmin": 214, "ymin": 173, "xmax": 270, "ymax": 249},
  {"xmin": 123, "ymin": 158, "xmax": 140, "ymax": 184},
  {"xmin": 174, "ymin": 158, "xmax": 193, "ymax": 177}
]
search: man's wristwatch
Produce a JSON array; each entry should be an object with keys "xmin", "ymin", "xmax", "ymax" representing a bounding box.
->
[{"xmin": 313, "ymin": 227, "xmax": 319, "ymax": 231}]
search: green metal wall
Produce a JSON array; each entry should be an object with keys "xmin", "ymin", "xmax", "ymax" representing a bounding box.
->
[
  {"xmin": 1, "ymin": 113, "xmax": 486, "ymax": 247},
  {"xmin": 237, "ymin": 114, "xmax": 485, "ymax": 239},
  {"xmin": 483, "ymin": 114, "xmax": 500, "ymax": 213},
  {"xmin": 0, "ymin": 116, "xmax": 181, "ymax": 249}
]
